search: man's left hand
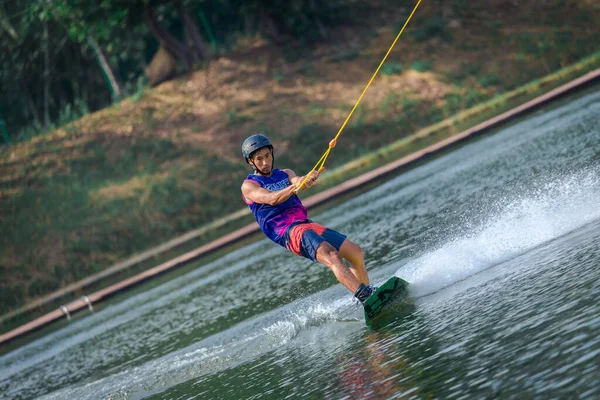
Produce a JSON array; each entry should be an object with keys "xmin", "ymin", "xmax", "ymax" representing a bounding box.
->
[{"xmin": 304, "ymin": 170, "xmax": 320, "ymax": 188}]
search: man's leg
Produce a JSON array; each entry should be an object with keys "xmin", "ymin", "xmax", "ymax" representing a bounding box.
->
[
  {"xmin": 315, "ymin": 242, "xmax": 361, "ymax": 293},
  {"xmin": 339, "ymin": 239, "xmax": 369, "ymax": 286}
]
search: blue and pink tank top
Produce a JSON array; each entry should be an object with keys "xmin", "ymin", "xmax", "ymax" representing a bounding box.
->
[{"xmin": 243, "ymin": 169, "xmax": 308, "ymax": 247}]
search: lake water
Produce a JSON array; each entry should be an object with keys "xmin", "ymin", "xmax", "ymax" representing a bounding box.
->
[{"xmin": 1, "ymin": 88, "xmax": 599, "ymax": 399}]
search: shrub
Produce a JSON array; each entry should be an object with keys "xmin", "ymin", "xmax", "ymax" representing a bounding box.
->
[
  {"xmin": 28, "ymin": 279, "xmax": 60, "ymax": 297},
  {"xmin": 411, "ymin": 60, "xmax": 432, "ymax": 72},
  {"xmin": 478, "ymin": 75, "xmax": 502, "ymax": 87},
  {"xmin": 411, "ymin": 17, "xmax": 448, "ymax": 42},
  {"xmin": 381, "ymin": 62, "xmax": 403, "ymax": 75},
  {"xmin": 226, "ymin": 108, "xmax": 252, "ymax": 125},
  {"xmin": 0, "ymin": 285, "xmax": 25, "ymax": 312}
]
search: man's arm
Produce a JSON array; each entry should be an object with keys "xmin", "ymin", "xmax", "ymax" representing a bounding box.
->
[
  {"xmin": 285, "ymin": 168, "xmax": 321, "ymax": 190},
  {"xmin": 241, "ymin": 169, "xmax": 322, "ymax": 206},
  {"xmin": 242, "ymin": 180, "xmax": 297, "ymax": 206}
]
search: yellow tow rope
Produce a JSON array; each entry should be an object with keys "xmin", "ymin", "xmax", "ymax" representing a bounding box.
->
[{"xmin": 296, "ymin": 0, "xmax": 423, "ymax": 192}]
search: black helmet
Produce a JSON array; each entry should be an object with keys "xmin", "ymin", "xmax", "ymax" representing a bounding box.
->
[{"xmin": 242, "ymin": 134, "xmax": 272, "ymax": 161}]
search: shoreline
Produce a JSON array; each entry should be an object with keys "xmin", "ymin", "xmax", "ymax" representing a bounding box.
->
[{"xmin": 1, "ymin": 67, "xmax": 599, "ymax": 347}]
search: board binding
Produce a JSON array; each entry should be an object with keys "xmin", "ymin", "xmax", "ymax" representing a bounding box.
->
[{"xmin": 363, "ymin": 276, "xmax": 412, "ymax": 327}]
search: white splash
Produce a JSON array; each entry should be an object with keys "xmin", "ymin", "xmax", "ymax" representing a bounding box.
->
[{"xmin": 401, "ymin": 167, "xmax": 600, "ymax": 296}]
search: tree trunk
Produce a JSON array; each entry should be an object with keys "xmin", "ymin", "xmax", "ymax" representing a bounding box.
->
[
  {"xmin": 145, "ymin": 45, "xmax": 177, "ymax": 87},
  {"xmin": 144, "ymin": 3, "xmax": 193, "ymax": 72},
  {"xmin": 261, "ymin": 12, "xmax": 287, "ymax": 46},
  {"xmin": 20, "ymin": 81, "xmax": 41, "ymax": 126},
  {"xmin": 87, "ymin": 34, "xmax": 122, "ymax": 99},
  {"xmin": 175, "ymin": 0, "xmax": 210, "ymax": 63},
  {"xmin": 43, "ymin": 19, "xmax": 50, "ymax": 127},
  {"xmin": 308, "ymin": 0, "xmax": 328, "ymax": 39},
  {"xmin": 0, "ymin": 6, "xmax": 19, "ymax": 42}
]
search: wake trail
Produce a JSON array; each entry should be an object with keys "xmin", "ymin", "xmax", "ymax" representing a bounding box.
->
[{"xmin": 399, "ymin": 167, "xmax": 600, "ymax": 297}]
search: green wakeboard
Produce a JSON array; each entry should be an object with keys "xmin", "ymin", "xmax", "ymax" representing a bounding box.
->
[{"xmin": 364, "ymin": 276, "xmax": 413, "ymax": 328}]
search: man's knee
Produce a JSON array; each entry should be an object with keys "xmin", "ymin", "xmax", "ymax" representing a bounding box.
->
[
  {"xmin": 341, "ymin": 240, "xmax": 364, "ymax": 263},
  {"xmin": 316, "ymin": 241, "xmax": 340, "ymax": 264},
  {"xmin": 354, "ymin": 244, "xmax": 364, "ymax": 259}
]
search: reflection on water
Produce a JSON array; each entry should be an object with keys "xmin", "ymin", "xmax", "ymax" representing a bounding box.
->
[{"xmin": 1, "ymin": 89, "xmax": 599, "ymax": 399}]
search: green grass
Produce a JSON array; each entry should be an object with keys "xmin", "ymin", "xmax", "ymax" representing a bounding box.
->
[
  {"xmin": 226, "ymin": 108, "xmax": 252, "ymax": 125},
  {"xmin": 381, "ymin": 62, "xmax": 403, "ymax": 76},
  {"xmin": 410, "ymin": 16, "xmax": 449, "ymax": 42},
  {"xmin": 411, "ymin": 59, "xmax": 432, "ymax": 72}
]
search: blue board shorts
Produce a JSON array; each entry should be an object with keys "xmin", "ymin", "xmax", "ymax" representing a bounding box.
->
[{"xmin": 284, "ymin": 221, "xmax": 347, "ymax": 262}]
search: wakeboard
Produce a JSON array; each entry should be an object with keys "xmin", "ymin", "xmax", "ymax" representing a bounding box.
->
[{"xmin": 364, "ymin": 276, "xmax": 413, "ymax": 328}]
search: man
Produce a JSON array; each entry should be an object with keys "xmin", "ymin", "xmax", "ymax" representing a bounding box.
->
[{"xmin": 240, "ymin": 133, "xmax": 375, "ymax": 304}]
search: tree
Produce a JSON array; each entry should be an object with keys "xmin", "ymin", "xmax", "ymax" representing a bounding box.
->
[
  {"xmin": 0, "ymin": 0, "xmax": 349, "ymax": 143},
  {"xmin": 144, "ymin": 0, "xmax": 210, "ymax": 76}
]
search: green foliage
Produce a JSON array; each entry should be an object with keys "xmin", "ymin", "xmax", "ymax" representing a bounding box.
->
[
  {"xmin": 57, "ymin": 98, "xmax": 90, "ymax": 126},
  {"xmin": 10, "ymin": 98, "xmax": 88, "ymax": 143},
  {"xmin": 241, "ymin": 0, "xmax": 345, "ymax": 42},
  {"xmin": 402, "ymin": 97, "xmax": 417, "ymax": 110},
  {"xmin": 1, "ymin": 0, "xmax": 356, "ymax": 144},
  {"xmin": 142, "ymin": 108, "xmax": 157, "ymax": 129},
  {"xmin": 14, "ymin": 122, "xmax": 45, "ymax": 143},
  {"xmin": 296, "ymin": 62, "xmax": 315, "ymax": 76},
  {"xmin": 28, "ymin": 279, "xmax": 60, "ymax": 297},
  {"xmin": 282, "ymin": 43, "xmax": 315, "ymax": 63},
  {"xmin": 411, "ymin": 59, "xmax": 432, "ymax": 72},
  {"xmin": 291, "ymin": 123, "xmax": 333, "ymax": 171},
  {"xmin": 226, "ymin": 108, "xmax": 252, "ymax": 125},
  {"xmin": 53, "ymin": 265, "xmax": 67, "ymax": 281},
  {"xmin": 443, "ymin": 93, "xmax": 464, "ymax": 114},
  {"xmin": 465, "ymin": 89, "xmax": 486, "ymax": 108},
  {"xmin": 308, "ymin": 103, "xmax": 325, "ymax": 116},
  {"xmin": 149, "ymin": 175, "xmax": 193, "ymax": 216},
  {"xmin": 47, "ymin": 0, "xmax": 131, "ymax": 42},
  {"xmin": 0, "ymin": 284, "xmax": 25, "ymax": 312},
  {"xmin": 381, "ymin": 62, "xmax": 403, "ymax": 76},
  {"xmin": 411, "ymin": 16, "xmax": 448, "ymax": 42},
  {"xmin": 381, "ymin": 93, "xmax": 400, "ymax": 116},
  {"xmin": 478, "ymin": 75, "xmax": 502, "ymax": 87},
  {"xmin": 127, "ymin": 76, "xmax": 149, "ymax": 103}
]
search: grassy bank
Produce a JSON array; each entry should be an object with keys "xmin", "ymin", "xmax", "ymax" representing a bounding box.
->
[{"xmin": 1, "ymin": 1, "xmax": 600, "ymax": 317}]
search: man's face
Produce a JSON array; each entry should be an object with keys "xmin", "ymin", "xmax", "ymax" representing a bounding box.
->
[{"xmin": 250, "ymin": 147, "xmax": 273, "ymax": 175}]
